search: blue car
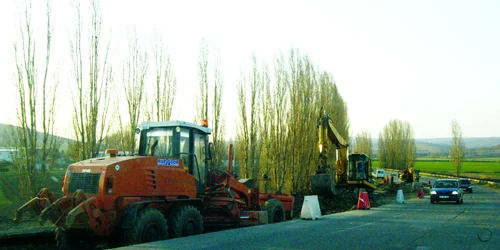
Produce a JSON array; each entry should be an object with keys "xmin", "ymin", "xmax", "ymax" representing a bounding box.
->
[
  {"xmin": 430, "ymin": 179, "xmax": 463, "ymax": 204},
  {"xmin": 459, "ymin": 178, "xmax": 473, "ymax": 193}
]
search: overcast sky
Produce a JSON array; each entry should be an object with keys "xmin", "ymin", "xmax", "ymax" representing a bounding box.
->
[{"xmin": 0, "ymin": 0, "xmax": 499, "ymax": 139}]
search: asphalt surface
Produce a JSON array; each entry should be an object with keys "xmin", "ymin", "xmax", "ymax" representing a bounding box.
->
[{"xmin": 119, "ymin": 184, "xmax": 500, "ymax": 250}]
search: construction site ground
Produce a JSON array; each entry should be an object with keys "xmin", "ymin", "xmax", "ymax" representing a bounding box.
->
[
  {"xmin": 291, "ymin": 182, "xmax": 414, "ymax": 219},
  {"xmin": 0, "ymin": 183, "xmax": 415, "ymax": 249}
]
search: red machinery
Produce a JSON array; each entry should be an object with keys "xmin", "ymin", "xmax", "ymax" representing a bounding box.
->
[{"xmin": 14, "ymin": 120, "xmax": 294, "ymax": 249}]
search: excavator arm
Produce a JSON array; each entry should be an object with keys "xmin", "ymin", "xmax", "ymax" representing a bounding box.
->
[
  {"xmin": 312, "ymin": 107, "xmax": 350, "ymax": 195},
  {"xmin": 317, "ymin": 107, "xmax": 349, "ymax": 175}
]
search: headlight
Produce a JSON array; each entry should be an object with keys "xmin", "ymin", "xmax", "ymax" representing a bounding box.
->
[
  {"xmin": 452, "ymin": 191, "xmax": 458, "ymax": 195},
  {"xmin": 431, "ymin": 191, "xmax": 437, "ymax": 195}
]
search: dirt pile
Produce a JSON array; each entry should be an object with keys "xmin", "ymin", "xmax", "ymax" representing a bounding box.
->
[{"xmin": 292, "ymin": 184, "xmax": 402, "ymax": 219}]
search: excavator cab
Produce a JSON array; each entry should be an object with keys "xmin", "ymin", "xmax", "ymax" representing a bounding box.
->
[
  {"xmin": 348, "ymin": 153, "xmax": 372, "ymax": 182},
  {"xmin": 138, "ymin": 120, "xmax": 212, "ymax": 195}
]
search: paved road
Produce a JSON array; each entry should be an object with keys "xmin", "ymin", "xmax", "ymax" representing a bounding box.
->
[{"xmin": 120, "ymin": 184, "xmax": 500, "ymax": 250}]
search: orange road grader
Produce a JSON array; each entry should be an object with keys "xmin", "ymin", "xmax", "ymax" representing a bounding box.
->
[{"xmin": 13, "ymin": 120, "xmax": 294, "ymax": 249}]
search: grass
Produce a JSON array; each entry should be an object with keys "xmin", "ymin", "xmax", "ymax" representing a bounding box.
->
[
  {"xmin": 0, "ymin": 188, "xmax": 11, "ymax": 205},
  {"xmin": 0, "ymin": 170, "xmax": 65, "ymax": 223}
]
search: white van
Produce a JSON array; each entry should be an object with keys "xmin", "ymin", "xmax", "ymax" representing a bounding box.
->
[{"xmin": 375, "ymin": 169, "xmax": 385, "ymax": 178}]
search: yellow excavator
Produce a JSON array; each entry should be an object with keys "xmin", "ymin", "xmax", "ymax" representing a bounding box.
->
[{"xmin": 311, "ymin": 107, "xmax": 377, "ymax": 195}]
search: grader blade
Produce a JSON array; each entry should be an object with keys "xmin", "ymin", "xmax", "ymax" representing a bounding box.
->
[
  {"xmin": 40, "ymin": 189, "xmax": 88, "ymax": 227},
  {"xmin": 13, "ymin": 188, "xmax": 58, "ymax": 224},
  {"xmin": 64, "ymin": 196, "xmax": 116, "ymax": 235}
]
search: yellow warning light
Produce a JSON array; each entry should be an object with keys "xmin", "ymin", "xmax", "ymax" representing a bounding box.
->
[{"xmin": 202, "ymin": 119, "xmax": 208, "ymax": 127}]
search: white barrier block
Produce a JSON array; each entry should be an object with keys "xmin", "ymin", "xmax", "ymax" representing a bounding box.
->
[
  {"xmin": 301, "ymin": 195, "xmax": 321, "ymax": 220},
  {"xmin": 396, "ymin": 189, "xmax": 405, "ymax": 204}
]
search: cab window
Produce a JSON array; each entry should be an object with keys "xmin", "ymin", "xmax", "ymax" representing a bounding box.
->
[
  {"xmin": 179, "ymin": 128, "xmax": 191, "ymax": 167},
  {"xmin": 146, "ymin": 128, "xmax": 175, "ymax": 157}
]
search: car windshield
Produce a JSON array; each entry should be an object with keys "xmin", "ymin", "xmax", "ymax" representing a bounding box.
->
[
  {"xmin": 434, "ymin": 181, "xmax": 458, "ymax": 188},
  {"xmin": 460, "ymin": 180, "xmax": 471, "ymax": 185}
]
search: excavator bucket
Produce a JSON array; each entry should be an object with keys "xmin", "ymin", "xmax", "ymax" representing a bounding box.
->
[{"xmin": 311, "ymin": 172, "xmax": 336, "ymax": 196}]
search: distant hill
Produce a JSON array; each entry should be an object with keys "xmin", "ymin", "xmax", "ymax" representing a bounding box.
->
[
  {"xmin": 0, "ymin": 123, "xmax": 75, "ymax": 151},
  {"xmin": 369, "ymin": 137, "xmax": 500, "ymax": 158},
  {"xmin": 415, "ymin": 137, "xmax": 500, "ymax": 148}
]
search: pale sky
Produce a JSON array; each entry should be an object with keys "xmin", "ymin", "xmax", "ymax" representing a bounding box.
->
[{"xmin": 0, "ymin": 0, "xmax": 499, "ymax": 140}]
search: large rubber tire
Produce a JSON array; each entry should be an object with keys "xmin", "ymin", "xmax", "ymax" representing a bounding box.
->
[
  {"xmin": 263, "ymin": 199, "xmax": 285, "ymax": 223},
  {"xmin": 167, "ymin": 205, "xmax": 203, "ymax": 238},
  {"xmin": 123, "ymin": 208, "xmax": 168, "ymax": 245},
  {"xmin": 56, "ymin": 228, "xmax": 98, "ymax": 250}
]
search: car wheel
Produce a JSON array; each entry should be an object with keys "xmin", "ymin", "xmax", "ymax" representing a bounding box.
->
[
  {"xmin": 470, "ymin": 189, "xmax": 473, "ymax": 193},
  {"xmin": 430, "ymin": 200, "xmax": 435, "ymax": 204}
]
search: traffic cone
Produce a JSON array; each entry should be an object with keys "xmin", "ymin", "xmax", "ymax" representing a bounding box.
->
[
  {"xmin": 417, "ymin": 188, "xmax": 424, "ymax": 198},
  {"xmin": 357, "ymin": 191, "xmax": 371, "ymax": 210},
  {"xmin": 396, "ymin": 189, "xmax": 405, "ymax": 204}
]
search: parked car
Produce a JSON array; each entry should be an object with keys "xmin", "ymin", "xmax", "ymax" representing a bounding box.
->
[
  {"xmin": 374, "ymin": 169, "xmax": 385, "ymax": 178},
  {"xmin": 459, "ymin": 178, "xmax": 473, "ymax": 193},
  {"xmin": 430, "ymin": 179, "xmax": 463, "ymax": 204}
]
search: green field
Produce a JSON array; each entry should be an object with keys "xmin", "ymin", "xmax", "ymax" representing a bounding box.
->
[{"xmin": 373, "ymin": 160, "xmax": 500, "ymax": 181}]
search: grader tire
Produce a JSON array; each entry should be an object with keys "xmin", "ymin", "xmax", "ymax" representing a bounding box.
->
[
  {"xmin": 167, "ymin": 205, "xmax": 203, "ymax": 238},
  {"xmin": 263, "ymin": 199, "xmax": 285, "ymax": 223},
  {"xmin": 123, "ymin": 208, "xmax": 168, "ymax": 245}
]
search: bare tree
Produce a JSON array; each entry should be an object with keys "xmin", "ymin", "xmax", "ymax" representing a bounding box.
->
[
  {"xmin": 450, "ymin": 119, "xmax": 465, "ymax": 177},
  {"xmin": 378, "ymin": 119, "xmax": 416, "ymax": 171},
  {"xmin": 70, "ymin": 0, "xmax": 112, "ymax": 160},
  {"xmin": 354, "ymin": 131, "xmax": 372, "ymax": 156},
  {"xmin": 211, "ymin": 48, "xmax": 226, "ymax": 167},
  {"xmin": 258, "ymin": 60, "xmax": 274, "ymax": 192},
  {"xmin": 196, "ymin": 38, "xmax": 226, "ymax": 168},
  {"xmin": 235, "ymin": 54, "xmax": 262, "ymax": 178},
  {"xmin": 236, "ymin": 74, "xmax": 249, "ymax": 177},
  {"xmin": 146, "ymin": 31, "xmax": 176, "ymax": 121},
  {"xmin": 12, "ymin": 0, "xmax": 59, "ymax": 199},
  {"xmin": 287, "ymin": 49, "xmax": 318, "ymax": 193},
  {"xmin": 234, "ymin": 49, "xmax": 354, "ymax": 195},
  {"xmin": 196, "ymin": 38, "xmax": 209, "ymax": 123},
  {"xmin": 121, "ymin": 28, "xmax": 148, "ymax": 154}
]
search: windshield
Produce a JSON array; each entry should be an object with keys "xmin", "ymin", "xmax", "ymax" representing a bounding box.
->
[
  {"xmin": 434, "ymin": 180, "xmax": 458, "ymax": 188},
  {"xmin": 146, "ymin": 128, "xmax": 175, "ymax": 157}
]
